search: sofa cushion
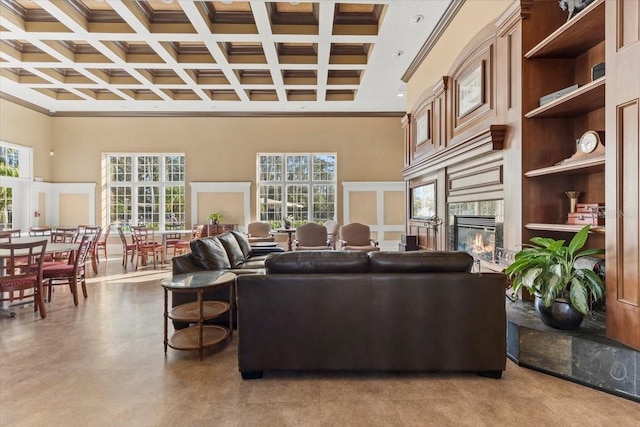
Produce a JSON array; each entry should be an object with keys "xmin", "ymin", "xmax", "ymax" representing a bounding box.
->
[
  {"xmin": 265, "ymin": 251, "xmax": 369, "ymax": 274},
  {"xmin": 190, "ymin": 237, "xmax": 232, "ymax": 270},
  {"xmin": 218, "ymin": 232, "xmax": 246, "ymax": 267},
  {"xmin": 368, "ymin": 251, "xmax": 473, "ymax": 273},
  {"xmin": 231, "ymin": 230, "xmax": 253, "ymax": 259}
]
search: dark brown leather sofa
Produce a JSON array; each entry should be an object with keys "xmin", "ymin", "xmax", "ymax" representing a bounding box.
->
[
  {"xmin": 171, "ymin": 230, "xmax": 281, "ymax": 327},
  {"xmin": 236, "ymin": 251, "xmax": 507, "ymax": 379}
]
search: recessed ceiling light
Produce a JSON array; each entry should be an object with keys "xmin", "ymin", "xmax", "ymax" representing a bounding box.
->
[
  {"xmin": 220, "ymin": 0, "xmax": 234, "ymax": 4},
  {"xmin": 397, "ymin": 92, "xmax": 405, "ymax": 98},
  {"xmin": 393, "ymin": 50, "xmax": 404, "ymax": 58},
  {"xmin": 161, "ymin": 0, "xmax": 174, "ymax": 4},
  {"xmin": 410, "ymin": 14, "xmax": 424, "ymax": 24},
  {"xmin": 289, "ymin": 2, "xmax": 301, "ymax": 5}
]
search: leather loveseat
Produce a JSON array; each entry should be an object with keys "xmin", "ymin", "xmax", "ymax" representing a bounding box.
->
[
  {"xmin": 171, "ymin": 230, "xmax": 281, "ymax": 327},
  {"xmin": 236, "ymin": 250, "xmax": 506, "ymax": 379}
]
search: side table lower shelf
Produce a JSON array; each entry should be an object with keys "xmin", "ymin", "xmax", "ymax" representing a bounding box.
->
[{"xmin": 168, "ymin": 325, "xmax": 230, "ymax": 351}]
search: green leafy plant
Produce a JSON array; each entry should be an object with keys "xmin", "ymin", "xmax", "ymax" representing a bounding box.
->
[
  {"xmin": 504, "ymin": 225, "xmax": 605, "ymax": 315},
  {"xmin": 207, "ymin": 212, "xmax": 223, "ymax": 222}
]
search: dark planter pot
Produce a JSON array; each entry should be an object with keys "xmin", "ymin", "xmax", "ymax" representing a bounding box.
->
[{"xmin": 534, "ymin": 296, "xmax": 584, "ymax": 330}]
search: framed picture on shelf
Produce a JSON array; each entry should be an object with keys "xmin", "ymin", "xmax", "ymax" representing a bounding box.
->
[{"xmin": 457, "ymin": 61, "xmax": 484, "ymax": 118}]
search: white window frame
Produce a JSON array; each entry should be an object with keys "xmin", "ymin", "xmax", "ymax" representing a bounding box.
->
[
  {"xmin": 105, "ymin": 153, "xmax": 185, "ymax": 230},
  {"xmin": 0, "ymin": 141, "xmax": 33, "ymax": 232},
  {"xmin": 257, "ymin": 153, "xmax": 337, "ymax": 225}
]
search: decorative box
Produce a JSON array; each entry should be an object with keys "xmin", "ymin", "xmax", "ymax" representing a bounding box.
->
[
  {"xmin": 567, "ymin": 212, "xmax": 605, "ymax": 226},
  {"xmin": 591, "ymin": 62, "xmax": 605, "ymax": 81},
  {"xmin": 576, "ymin": 203, "xmax": 604, "ymax": 213},
  {"xmin": 540, "ymin": 84, "xmax": 579, "ymax": 106}
]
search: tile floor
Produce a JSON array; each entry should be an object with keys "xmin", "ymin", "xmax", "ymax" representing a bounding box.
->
[{"xmin": 1, "ymin": 258, "xmax": 639, "ymax": 427}]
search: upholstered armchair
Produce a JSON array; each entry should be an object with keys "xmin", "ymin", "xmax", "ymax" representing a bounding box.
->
[
  {"xmin": 339, "ymin": 222, "xmax": 379, "ymax": 251},
  {"xmin": 323, "ymin": 220, "xmax": 340, "ymax": 249},
  {"xmin": 294, "ymin": 223, "xmax": 332, "ymax": 251},
  {"xmin": 247, "ymin": 221, "xmax": 275, "ymax": 243}
]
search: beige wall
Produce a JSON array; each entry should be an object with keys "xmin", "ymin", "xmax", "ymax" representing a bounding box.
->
[
  {"xmin": 48, "ymin": 115, "xmax": 403, "ymax": 225},
  {"xmin": 0, "ymin": 99, "xmax": 54, "ymax": 181},
  {"xmin": 407, "ymin": 0, "xmax": 512, "ymax": 111},
  {"xmin": 58, "ymin": 193, "xmax": 90, "ymax": 227}
]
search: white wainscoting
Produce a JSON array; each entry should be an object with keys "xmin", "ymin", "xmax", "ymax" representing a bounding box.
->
[
  {"xmin": 32, "ymin": 182, "xmax": 96, "ymax": 228},
  {"xmin": 342, "ymin": 181, "xmax": 405, "ymax": 251},
  {"xmin": 189, "ymin": 182, "xmax": 251, "ymax": 232}
]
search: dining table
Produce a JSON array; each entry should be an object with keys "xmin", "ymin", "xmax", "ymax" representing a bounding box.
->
[
  {"xmin": 155, "ymin": 229, "xmax": 192, "ymax": 262},
  {"xmin": 0, "ymin": 237, "xmax": 80, "ymax": 318}
]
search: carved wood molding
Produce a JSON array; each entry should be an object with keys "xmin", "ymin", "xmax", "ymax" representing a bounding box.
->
[
  {"xmin": 520, "ymin": 0, "xmax": 534, "ymax": 19},
  {"xmin": 490, "ymin": 124, "xmax": 507, "ymax": 150},
  {"xmin": 402, "ymin": 124, "xmax": 508, "ymax": 179}
]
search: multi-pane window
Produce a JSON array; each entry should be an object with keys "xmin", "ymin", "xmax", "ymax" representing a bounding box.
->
[
  {"xmin": 0, "ymin": 186, "xmax": 13, "ymax": 229},
  {"xmin": 0, "ymin": 145, "xmax": 20, "ymax": 230},
  {"xmin": 106, "ymin": 154, "xmax": 185, "ymax": 229},
  {"xmin": 258, "ymin": 153, "xmax": 336, "ymax": 228},
  {"xmin": 0, "ymin": 146, "xmax": 19, "ymax": 177}
]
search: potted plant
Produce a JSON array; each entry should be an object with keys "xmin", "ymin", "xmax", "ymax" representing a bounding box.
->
[
  {"xmin": 282, "ymin": 215, "xmax": 294, "ymax": 229},
  {"xmin": 504, "ymin": 225, "xmax": 605, "ymax": 330},
  {"xmin": 207, "ymin": 212, "xmax": 223, "ymax": 225}
]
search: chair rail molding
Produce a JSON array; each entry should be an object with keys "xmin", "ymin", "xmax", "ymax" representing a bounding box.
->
[
  {"xmin": 189, "ymin": 182, "xmax": 251, "ymax": 232},
  {"xmin": 342, "ymin": 181, "xmax": 405, "ymax": 251}
]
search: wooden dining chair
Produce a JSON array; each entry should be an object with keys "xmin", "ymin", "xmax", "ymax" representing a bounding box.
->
[
  {"xmin": 29, "ymin": 227, "xmax": 51, "ymax": 237},
  {"xmin": 164, "ymin": 224, "xmax": 189, "ymax": 259},
  {"xmin": 50, "ymin": 228, "xmax": 77, "ymax": 262},
  {"xmin": 0, "ymin": 239, "xmax": 48, "ymax": 318},
  {"xmin": 117, "ymin": 227, "xmax": 137, "ymax": 269},
  {"xmin": 42, "ymin": 235, "xmax": 90, "ymax": 305},
  {"xmin": 131, "ymin": 226, "xmax": 163, "ymax": 270},
  {"xmin": 95, "ymin": 225, "xmax": 111, "ymax": 263},
  {"xmin": 0, "ymin": 231, "xmax": 13, "ymax": 244},
  {"xmin": 75, "ymin": 226, "xmax": 101, "ymax": 274}
]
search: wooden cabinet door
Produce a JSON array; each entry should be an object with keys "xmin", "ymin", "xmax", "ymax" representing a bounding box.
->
[{"xmin": 605, "ymin": 0, "xmax": 640, "ymax": 350}]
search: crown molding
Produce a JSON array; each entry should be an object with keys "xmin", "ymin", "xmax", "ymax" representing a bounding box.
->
[
  {"xmin": 0, "ymin": 93, "xmax": 52, "ymax": 116},
  {"xmin": 401, "ymin": 0, "xmax": 466, "ymax": 83}
]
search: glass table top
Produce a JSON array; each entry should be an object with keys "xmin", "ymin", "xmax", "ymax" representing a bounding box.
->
[{"xmin": 161, "ymin": 271, "xmax": 236, "ymax": 290}]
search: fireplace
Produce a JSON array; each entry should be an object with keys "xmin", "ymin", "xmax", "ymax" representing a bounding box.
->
[
  {"xmin": 448, "ymin": 200, "xmax": 504, "ymax": 266},
  {"xmin": 454, "ymin": 215, "xmax": 496, "ymax": 263}
]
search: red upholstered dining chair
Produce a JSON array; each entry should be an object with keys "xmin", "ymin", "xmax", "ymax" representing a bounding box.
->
[
  {"xmin": 50, "ymin": 228, "xmax": 77, "ymax": 262},
  {"xmin": 95, "ymin": 224, "xmax": 111, "ymax": 263},
  {"xmin": 0, "ymin": 231, "xmax": 13, "ymax": 243},
  {"xmin": 339, "ymin": 222, "xmax": 380, "ymax": 252},
  {"xmin": 117, "ymin": 227, "xmax": 136, "ymax": 269},
  {"xmin": 75, "ymin": 226, "xmax": 101, "ymax": 274},
  {"xmin": 131, "ymin": 226, "xmax": 163, "ymax": 270},
  {"xmin": 294, "ymin": 223, "xmax": 332, "ymax": 251},
  {"xmin": 164, "ymin": 224, "xmax": 189, "ymax": 259},
  {"xmin": 42, "ymin": 235, "xmax": 90, "ymax": 306},
  {"xmin": 29, "ymin": 227, "xmax": 51, "ymax": 237},
  {"xmin": 0, "ymin": 239, "xmax": 48, "ymax": 318}
]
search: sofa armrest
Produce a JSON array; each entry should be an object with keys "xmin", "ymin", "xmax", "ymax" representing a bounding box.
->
[{"xmin": 172, "ymin": 254, "xmax": 204, "ymax": 275}]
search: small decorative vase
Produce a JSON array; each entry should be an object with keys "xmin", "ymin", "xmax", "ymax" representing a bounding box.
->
[
  {"xmin": 283, "ymin": 220, "xmax": 291, "ymax": 229},
  {"xmin": 534, "ymin": 296, "xmax": 584, "ymax": 330},
  {"xmin": 565, "ymin": 191, "xmax": 581, "ymax": 213}
]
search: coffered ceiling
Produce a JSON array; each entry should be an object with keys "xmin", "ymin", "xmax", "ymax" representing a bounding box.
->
[{"xmin": 0, "ymin": 0, "xmax": 452, "ymax": 115}]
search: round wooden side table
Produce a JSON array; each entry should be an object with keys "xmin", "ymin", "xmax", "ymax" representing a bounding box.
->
[{"xmin": 161, "ymin": 271, "xmax": 236, "ymax": 360}]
